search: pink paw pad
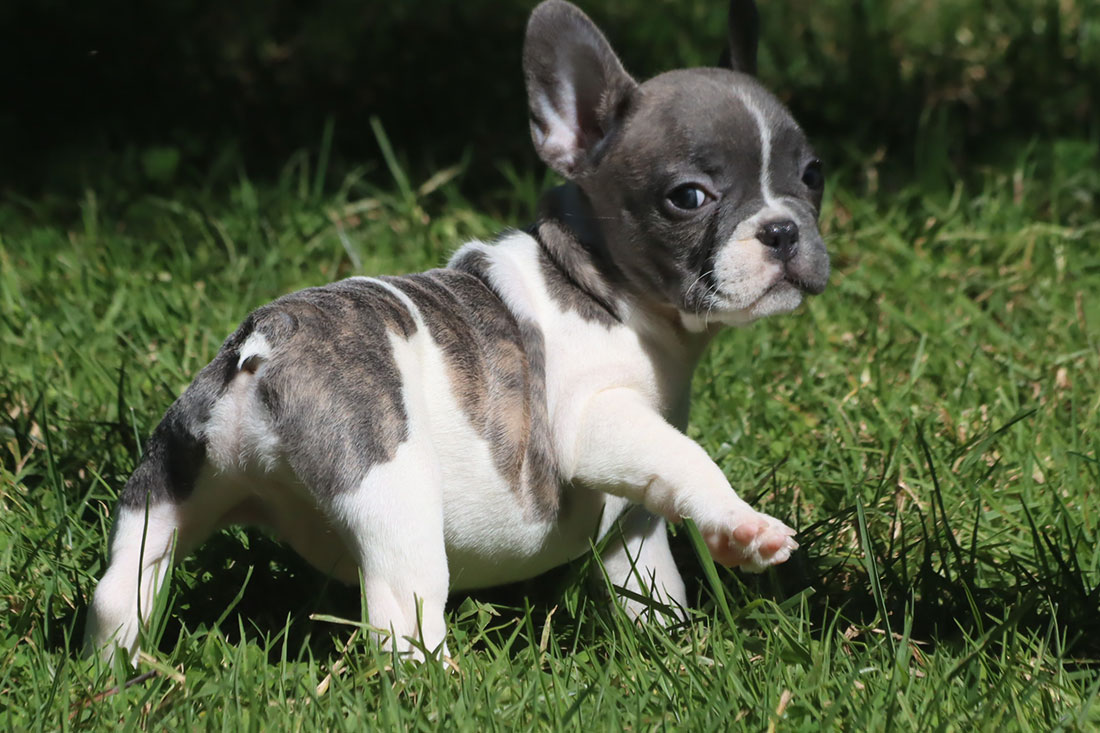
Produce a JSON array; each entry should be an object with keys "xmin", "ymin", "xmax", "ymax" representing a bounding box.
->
[{"xmin": 703, "ymin": 511, "xmax": 798, "ymax": 572}]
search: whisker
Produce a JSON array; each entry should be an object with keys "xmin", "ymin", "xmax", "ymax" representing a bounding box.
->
[{"xmin": 684, "ymin": 269, "xmax": 715, "ymax": 301}]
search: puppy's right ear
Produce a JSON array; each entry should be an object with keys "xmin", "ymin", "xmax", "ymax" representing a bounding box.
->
[
  {"xmin": 523, "ymin": 0, "xmax": 636, "ymax": 179},
  {"xmin": 720, "ymin": 0, "xmax": 759, "ymax": 75}
]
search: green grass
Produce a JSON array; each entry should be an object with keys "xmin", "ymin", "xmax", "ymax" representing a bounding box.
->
[{"xmin": 2, "ymin": 137, "xmax": 1099, "ymax": 729}]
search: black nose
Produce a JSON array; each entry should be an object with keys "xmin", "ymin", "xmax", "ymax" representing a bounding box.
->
[{"xmin": 758, "ymin": 220, "xmax": 799, "ymax": 262}]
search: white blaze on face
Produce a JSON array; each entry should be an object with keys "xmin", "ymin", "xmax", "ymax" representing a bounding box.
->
[{"xmin": 741, "ymin": 95, "xmax": 784, "ymax": 213}]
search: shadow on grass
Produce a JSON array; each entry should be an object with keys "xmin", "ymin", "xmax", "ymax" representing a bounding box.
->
[
  {"xmin": 163, "ymin": 535, "xmax": 591, "ymax": 665},
  {"xmin": 52, "ymin": 414, "xmax": 1098, "ymax": 669},
  {"xmin": 704, "ymin": 421, "xmax": 1100, "ymax": 665},
  {"xmin": 163, "ymin": 531, "xmax": 362, "ymax": 661},
  {"xmin": 164, "ymin": 497, "xmax": 1100, "ymax": 670},
  {"xmin": 57, "ymin": 504, "xmax": 1099, "ymax": 670}
]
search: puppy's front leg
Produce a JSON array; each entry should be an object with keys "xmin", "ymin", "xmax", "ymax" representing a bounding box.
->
[
  {"xmin": 571, "ymin": 389, "xmax": 797, "ymax": 571},
  {"xmin": 598, "ymin": 504, "xmax": 688, "ymax": 621}
]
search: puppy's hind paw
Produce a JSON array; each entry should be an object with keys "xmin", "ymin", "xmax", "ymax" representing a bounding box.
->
[{"xmin": 702, "ymin": 509, "xmax": 798, "ymax": 572}]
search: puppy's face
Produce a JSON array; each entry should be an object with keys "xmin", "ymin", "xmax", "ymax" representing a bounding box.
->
[
  {"xmin": 523, "ymin": 0, "xmax": 829, "ymax": 327},
  {"xmin": 581, "ymin": 70, "xmax": 829, "ymax": 327}
]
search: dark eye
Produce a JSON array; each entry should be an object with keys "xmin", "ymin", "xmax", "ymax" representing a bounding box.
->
[
  {"xmin": 801, "ymin": 160, "xmax": 824, "ymax": 190},
  {"xmin": 666, "ymin": 184, "xmax": 708, "ymax": 211}
]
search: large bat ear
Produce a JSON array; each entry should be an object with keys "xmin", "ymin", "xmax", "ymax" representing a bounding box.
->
[
  {"xmin": 719, "ymin": 0, "xmax": 759, "ymax": 75},
  {"xmin": 523, "ymin": 0, "xmax": 637, "ymax": 179}
]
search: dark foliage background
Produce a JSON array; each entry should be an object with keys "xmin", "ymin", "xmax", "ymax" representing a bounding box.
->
[{"xmin": 2, "ymin": 0, "xmax": 1098, "ymax": 193}]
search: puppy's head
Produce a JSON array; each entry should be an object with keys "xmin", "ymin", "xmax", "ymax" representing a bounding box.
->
[{"xmin": 524, "ymin": 0, "xmax": 829, "ymax": 327}]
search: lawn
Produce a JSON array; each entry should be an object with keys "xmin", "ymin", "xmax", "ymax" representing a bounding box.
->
[{"xmin": 1, "ymin": 132, "xmax": 1098, "ymax": 729}]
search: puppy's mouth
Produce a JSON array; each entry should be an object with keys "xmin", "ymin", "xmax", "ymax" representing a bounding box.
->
[
  {"xmin": 743, "ymin": 270, "xmax": 820, "ymax": 312},
  {"xmin": 783, "ymin": 272, "xmax": 824, "ymax": 295},
  {"xmin": 751, "ymin": 276, "xmax": 798, "ymax": 307},
  {"xmin": 760, "ymin": 270, "xmax": 815, "ymax": 299}
]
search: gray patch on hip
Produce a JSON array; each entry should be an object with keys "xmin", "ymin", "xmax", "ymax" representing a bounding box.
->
[
  {"xmin": 252, "ymin": 280, "xmax": 414, "ymax": 497},
  {"xmin": 119, "ymin": 260, "xmax": 561, "ymax": 518},
  {"xmin": 123, "ymin": 279, "xmax": 418, "ymax": 511}
]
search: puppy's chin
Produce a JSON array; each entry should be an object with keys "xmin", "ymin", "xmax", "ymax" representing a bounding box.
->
[
  {"xmin": 679, "ymin": 281, "xmax": 804, "ymax": 331},
  {"xmin": 745, "ymin": 280, "xmax": 804, "ymax": 320}
]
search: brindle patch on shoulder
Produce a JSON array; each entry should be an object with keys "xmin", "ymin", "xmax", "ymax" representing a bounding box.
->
[
  {"xmin": 531, "ymin": 184, "xmax": 621, "ymax": 326},
  {"xmin": 392, "ymin": 255, "xmax": 560, "ymax": 520},
  {"xmin": 535, "ymin": 221, "xmax": 620, "ymax": 326}
]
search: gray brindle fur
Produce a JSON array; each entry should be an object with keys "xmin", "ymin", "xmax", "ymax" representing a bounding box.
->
[{"xmin": 86, "ymin": 0, "xmax": 829, "ymax": 663}]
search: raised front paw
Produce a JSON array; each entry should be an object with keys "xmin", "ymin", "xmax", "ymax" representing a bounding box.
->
[{"xmin": 700, "ymin": 507, "xmax": 798, "ymax": 572}]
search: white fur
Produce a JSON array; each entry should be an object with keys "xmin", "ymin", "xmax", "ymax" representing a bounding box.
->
[
  {"xmin": 86, "ymin": 229, "xmax": 797, "ymax": 663},
  {"xmin": 736, "ymin": 91, "xmax": 803, "ymax": 220},
  {"xmin": 84, "ymin": 504, "xmax": 180, "ymax": 663},
  {"xmin": 350, "ymin": 276, "xmax": 418, "ymax": 313},
  {"xmin": 598, "ymin": 504, "xmax": 688, "ymax": 621},
  {"xmin": 206, "ymin": 369, "xmax": 280, "ymax": 474},
  {"xmin": 331, "ymin": 423, "xmax": 449, "ymax": 660},
  {"xmin": 453, "ymin": 235, "xmax": 797, "ymax": 569},
  {"xmin": 87, "ymin": 236, "xmax": 798, "ymax": 666}
]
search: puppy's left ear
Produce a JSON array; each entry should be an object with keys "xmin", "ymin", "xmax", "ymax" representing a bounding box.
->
[
  {"xmin": 523, "ymin": 0, "xmax": 637, "ymax": 178},
  {"xmin": 719, "ymin": 0, "xmax": 759, "ymax": 75}
]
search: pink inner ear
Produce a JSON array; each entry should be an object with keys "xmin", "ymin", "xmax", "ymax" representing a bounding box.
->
[
  {"xmin": 542, "ymin": 129, "xmax": 578, "ymax": 172},
  {"xmin": 531, "ymin": 92, "xmax": 583, "ymax": 174}
]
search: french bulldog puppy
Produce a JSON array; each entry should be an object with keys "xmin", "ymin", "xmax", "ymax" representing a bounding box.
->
[{"xmin": 85, "ymin": 0, "xmax": 828, "ymax": 663}]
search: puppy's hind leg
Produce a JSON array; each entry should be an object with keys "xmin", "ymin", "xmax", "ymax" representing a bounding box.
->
[
  {"xmin": 84, "ymin": 449, "xmax": 226, "ymax": 664},
  {"xmin": 84, "ymin": 495, "xmax": 182, "ymax": 665},
  {"xmin": 84, "ymin": 348, "xmax": 251, "ymax": 664},
  {"xmin": 331, "ymin": 441, "xmax": 449, "ymax": 663}
]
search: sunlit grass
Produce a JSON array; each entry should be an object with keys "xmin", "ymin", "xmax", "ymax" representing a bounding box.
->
[{"xmin": 1, "ymin": 137, "xmax": 1098, "ymax": 729}]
